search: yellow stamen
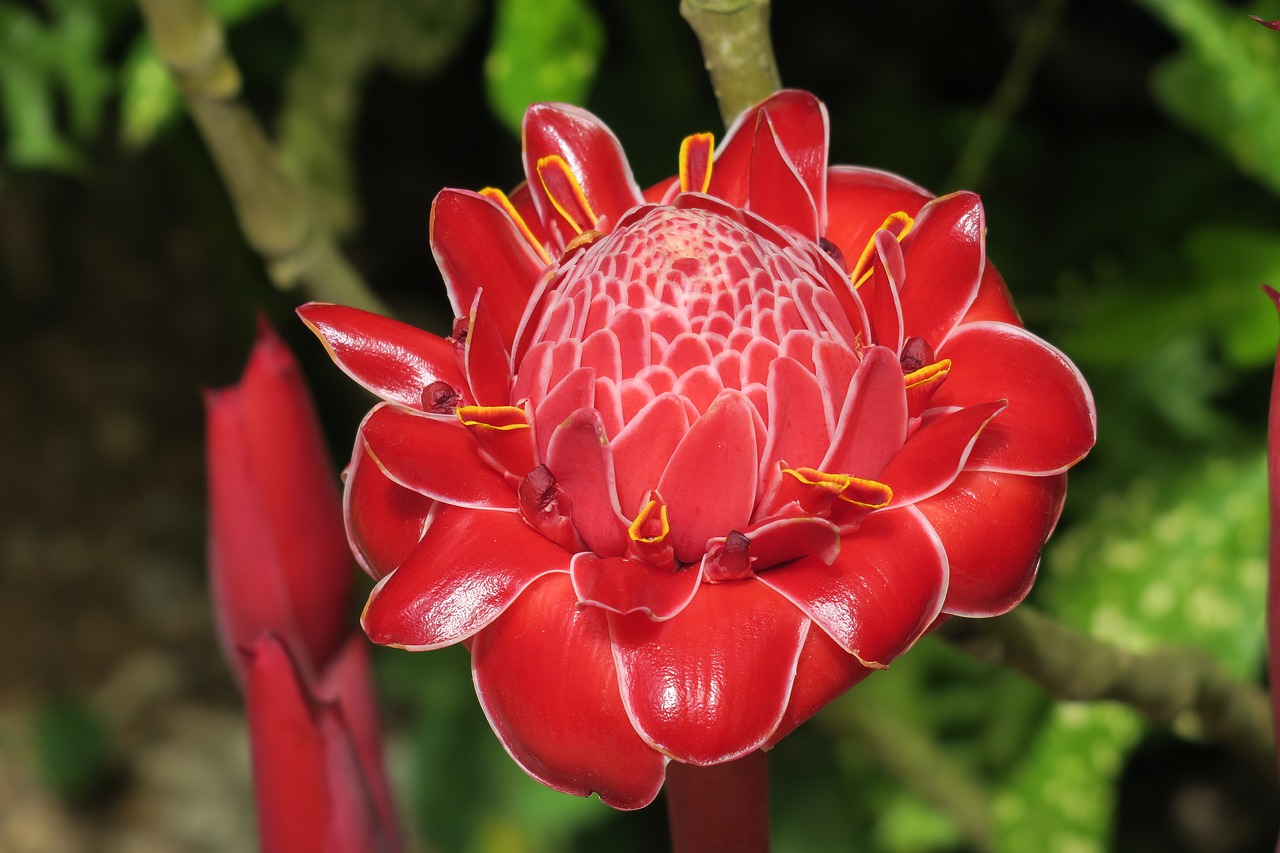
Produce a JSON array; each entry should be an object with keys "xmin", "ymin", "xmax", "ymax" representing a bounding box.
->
[
  {"xmin": 850, "ymin": 211, "xmax": 915, "ymax": 288},
  {"xmin": 537, "ymin": 155, "xmax": 599, "ymax": 235},
  {"xmin": 457, "ymin": 405, "xmax": 530, "ymax": 431},
  {"xmin": 479, "ymin": 187, "xmax": 552, "ymax": 264},
  {"xmin": 904, "ymin": 358, "xmax": 951, "ymax": 390},
  {"xmin": 678, "ymin": 132, "xmax": 715, "ymax": 194},
  {"xmin": 628, "ymin": 498, "xmax": 671, "ymax": 545}
]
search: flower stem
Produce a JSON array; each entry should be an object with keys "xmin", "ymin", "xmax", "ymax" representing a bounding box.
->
[
  {"xmin": 665, "ymin": 751, "xmax": 770, "ymax": 853},
  {"xmin": 938, "ymin": 606, "xmax": 1275, "ymax": 775},
  {"xmin": 137, "ymin": 0, "xmax": 387, "ymax": 315},
  {"xmin": 679, "ymin": 0, "xmax": 781, "ymax": 127}
]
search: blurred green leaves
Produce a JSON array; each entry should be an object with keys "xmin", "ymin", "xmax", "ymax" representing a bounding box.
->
[
  {"xmin": 1135, "ymin": 0, "xmax": 1280, "ymax": 199},
  {"xmin": 0, "ymin": 0, "xmax": 127, "ymax": 171},
  {"xmin": 485, "ymin": 0, "xmax": 604, "ymax": 135}
]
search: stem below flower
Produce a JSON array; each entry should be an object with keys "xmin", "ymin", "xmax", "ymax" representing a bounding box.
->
[
  {"xmin": 665, "ymin": 751, "xmax": 771, "ymax": 853},
  {"xmin": 679, "ymin": 0, "xmax": 781, "ymax": 127}
]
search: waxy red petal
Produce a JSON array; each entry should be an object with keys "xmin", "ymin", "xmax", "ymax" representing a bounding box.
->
[
  {"xmin": 935, "ymin": 322, "xmax": 1096, "ymax": 474},
  {"xmin": 431, "ymin": 190, "xmax": 546, "ymax": 351},
  {"xmin": 473, "ymin": 574, "xmax": 667, "ymax": 809},
  {"xmin": 712, "ymin": 90, "xmax": 828, "ymax": 218},
  {"xmin": 205, "ymin": 325, "xmax": 352, "ymax": 681},
  {"xmin": 362, "ymin": 504, "xmax": 570, "ymax": 649},
  {"xmin": 857, "ymin": 230, "xmax": 906, "ymax": 352},
  {"xmin": 758, "ymin": 506, "xmax": 947, "ymax": 667},
  {"xmin": 766, "ymin": 622, "xmax": 873, "ymax": 747},
  {"xmin": 571, "ymin": 554, "xmax": 701, "ymax": 620},
  {"xmin": 881, "ymin": 401, "xmax": 1006, "ymax": 506},
  {"xmin": 546, "ymin": 407, "xmax": 630, "ymax": 557},
  {"xmin": 898, "ymin": 192, "xmax": 984, "ymax": 346},
  {"xmin": 747, "ymin": 115, "xmax": 819, "ymax": 240},
  {"xmin": 344, "ymin": 438, "xmax": 434, "ymax": 580},
  {"xmin": 960, "ymin": 264, "xmax": 1021, "ymax": 325},
  {"xmin": 918, "ymin": 471, "xmax": 1066, "ymax": 616},
  {"xmin": 522, "ymin": 103, "xmax": 644, "ymax": 244},
  {"xmin": 657, "ymin": 391, "xmax": 760, "ymax": 563},
  {"xmin": 360, "ymin": 404, "xmax": 517, "ymax": 510},
  {"xmin": 822, "ymin": 346, "xmax": 908, "ymax": 479},
  {"xmin": 608, "ymin": 581, "xmax": 808, "ymax": 764},
  {"xmin": 823, "ymin": 166, "xmax": 933, "ymax": 264},
  {"xmin": 299, "ymin": 302, "xmax": 466, "ymax": 412},
  {"xmin": 244, "ymin": 635, "xmax": 394, "ymax": 853},
  {"xmin": 462, "ymin": 291, "xmax": 513, "ymax": 407}
]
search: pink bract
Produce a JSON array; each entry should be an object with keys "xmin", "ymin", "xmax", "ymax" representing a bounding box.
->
[{"xmin": 300, "ymin": 90, "xmax": 1096, "ymax": 809}]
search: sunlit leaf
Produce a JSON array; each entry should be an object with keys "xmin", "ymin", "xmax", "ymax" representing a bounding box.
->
[
  {"xmin": 996, "ymin": 453, "xmax": 1268, "ymax": 849},
  {"xmin": 484, "ymin": 0, "xmax": 604, "ymax": 135}
]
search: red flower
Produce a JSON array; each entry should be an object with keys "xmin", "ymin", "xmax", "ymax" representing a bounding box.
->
[
  {"xmin": 204, "ymin": 320, "xmax": 353, "ymax": 683},
  {"xmin": 301, "ymin": 90, "xmax": 1095, "ymax": 809},
  {"xmin": 205, "ymin": 322, "xmax": 401, "ymax": 849}
]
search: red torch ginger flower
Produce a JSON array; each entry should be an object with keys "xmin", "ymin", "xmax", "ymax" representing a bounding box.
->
[{"xmin": 300, "ymin": 90, "xmax": 1095, "ymax": 809}]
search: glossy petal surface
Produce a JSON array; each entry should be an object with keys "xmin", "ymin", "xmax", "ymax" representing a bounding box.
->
[{"xmin": 473, "ymin": 575, "xmax": 667, "ymax": 809}]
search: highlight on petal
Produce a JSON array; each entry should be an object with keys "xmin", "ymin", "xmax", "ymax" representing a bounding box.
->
[
  {"xmin": 473, "ymin": 574, "xmax": 668, "ymax": 809},
  {"xmin": 935, "ymin": 321, "xmax": 1096, "ymax": 474},
  {"xmin": 609, "ymin": 580, "xmax": 808, "ymax": 765},
  {"xmin": 299, "ymin": 302, "xmax": 466, "ymax": 410},
  {"xmin": 758, "ymin": 506, "xmax": 947, "ymax": 667},
  {"xmin": 522, "ymin": 102, "xmax": 644, "ymax": 243},
  {"xmin": 362, "ymin": 504, "xmax": 570, "ymax": 650},
  {"xmin": 897, "ymin": 191, "xmax": 985, "ymax": 346}
]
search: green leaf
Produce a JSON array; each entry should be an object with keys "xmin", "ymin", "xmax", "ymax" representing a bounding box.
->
[
  {"xmin": 995, "ymin": 453, "xmax": 1269, "ymax": 850},
  {"xmin": 1136, "ymin": 0, "xmax": 1280, "ymax": 198},
  {"xmin": 484, "ymin": 0, "xmax": 605, "ymax": 135}
]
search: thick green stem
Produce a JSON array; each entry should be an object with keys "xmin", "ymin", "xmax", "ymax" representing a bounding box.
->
[
  {"xmin": 665, "ymin": 751, "xmax": 770, "ymax": 853},
  {"xmin": 680, "ymin": 0, "xmax": 780, "ymax": 127},
  {"xmin": 938, "ymin": 606, "xmax": 1276, "ymax": 775},
  {"xmin": 136, "ymin": 0, "xmax": 387, "ymax": 315}
]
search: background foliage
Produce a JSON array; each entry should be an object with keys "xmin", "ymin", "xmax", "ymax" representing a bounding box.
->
[{"xmin": 2, "ymin": 0, "xmax": 1279, "ymax": 851}]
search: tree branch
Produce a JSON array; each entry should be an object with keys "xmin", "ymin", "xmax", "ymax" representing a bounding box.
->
[
  {"xmin": 679, "ymin": 0, "xmax": 780, "ymax": 127},
  {"xmin": 136, "ymin": 0, "xmax": 387, "ymax": 315},
  {"xmin": 937, "ymin": 606, "xmax": 1276, "ymax": 775}
]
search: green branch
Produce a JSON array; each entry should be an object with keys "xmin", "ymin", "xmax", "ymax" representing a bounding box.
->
[
  {"xmin": 679, "ymin": 0, "xmax": 780, "ymax": 127},
  {"xmin": 136, "ymin": 0, "xmax": 386, "ymax": 315},
  {"xmin": 938, "ymin": 606, "xmax": 1276, "ymax": 774}
]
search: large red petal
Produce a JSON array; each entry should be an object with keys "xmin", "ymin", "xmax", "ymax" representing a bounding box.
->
[
  {"xmin": 757, "ymin": 506, "xmax": 947, "ymax": 667},
  {"xmin": 880, "ymin": 401, "xmax": 1006, "ymax": 506},
  {"xmin": 472, "ymin": 574, "xmax": 667, "ymax": 809},
  {"xmin": 823, "ymin": 166, "xmax": 933, "ymax": 264},
  {"xmin": 430, "ymin": 190, "xmax": 545, "ymax": 352},
  {"xmin": 935, "ymin": 321, "xmax": 1096, "ymax": 474},
  {"xmin": 657, "ymin": 391, "xmax": 760, "ymax": 563},
  {"xmin": 344, "ymin": 437, "xmax": 434, "ymax": 580},
  {"xmin": 362, "ymin": 504, "xmax": 570, "ymax": 649},
  {"xmin": 462, "ymin": 290, "xmax": 513, "ymax": 407},
  {"xmin": 765, "ymin": 622, "xmax": 872, "ymax": 747},
  {"xmin": 918, "ymin": 471, "xmax": 1066, "ymax": 617},
  {"xmin": 746, "ymin": 115, "xmax": 819, "ymax": 240},
  {"xmin": 360, "ymin": 404, "xmax": 517, "ymax": 510},
  {"xmin": 608, "ymin": 581, "xmax": 808, "ymax": 764},
  {"xmin": 897, "ymin": 192, "xmax": 984, "ymax": 347},
  {"xmin": 522, "ymin": 103, "xmax": 644, "ymax": 241},
  {"xmin": 711, "ymin": 90, "xmax": 828, "ymax": 215},
  {"xmin": 299, "ymin": 303, "xmax": 466, "ymax": 410},
  {"xmin": 960, "ymin": 263, "xmax": 1021, "ymax": 325}
]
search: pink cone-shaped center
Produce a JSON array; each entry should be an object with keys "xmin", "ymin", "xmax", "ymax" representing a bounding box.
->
[{"xmin": 510, "ymin": 201, "xmax": 895, "ymax": 569}]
